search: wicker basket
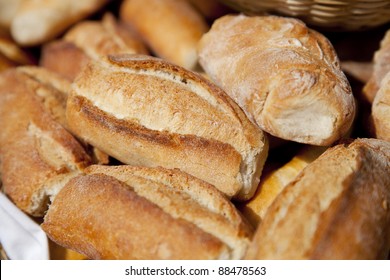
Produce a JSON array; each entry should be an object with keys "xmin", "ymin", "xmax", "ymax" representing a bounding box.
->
[{"xmin": 220, "ymin": 0, "xmax": 390, "ymax": 31}]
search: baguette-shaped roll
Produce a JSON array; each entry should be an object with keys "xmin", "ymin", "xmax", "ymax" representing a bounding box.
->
[
  {"xmin": 42, "ymin": 165, "xmax": 253, "ymax": 259},
  {"xmin": 245, "ymin": 138, "xmax": 390, "ymax": 260},
  {"xmin": 372, "ymin": 72, "xmax": 390, "ymax": 142},
  {"xmin": 10, "ymin": 0, "xmax": 109, "ymax": 46},
  {"xmin": 120, "ymin": 0, "xmax": 209, "ymax": 69},
  {"xmin": 0, "ymin": 67, "xmax": 91, "ymax": 216},
  {"xmin": 239, "ymin": 145, "xmax": 326, "ymax": 227},
  {"xmin": 40, "ymin": 14, "xmax": 147, "ymax": 81},
  {"xmin": 364, "ymin": 29, "xmax": 390, "ymax": 103},
  {"xmin": 198, "ymin": 14, "xmax": 355, "ymax": 146},
  {"xmin": 66, "ymin": 54, "xmax": 268, "ymax": 200}
]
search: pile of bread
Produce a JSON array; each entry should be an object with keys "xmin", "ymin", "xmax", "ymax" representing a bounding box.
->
[{"xmin": 0, "ymin": 0, "xmax": 389, "ymax": 260}]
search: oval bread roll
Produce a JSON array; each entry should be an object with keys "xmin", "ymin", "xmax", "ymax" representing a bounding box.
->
[
  {"xmin": 120, "ymin": 0, "xmax": 209, "ymax": 69},
  {"xmin": 245, "ymin": 138, "xmax": 390, "ymax": 260},
  {"xmin": 198, "ymin": 14, "xmax": 355, "ymax": 146},
  {"xmin": 42, "ymin": 165, "xmax": 253, "ymax": 259},
  {"xmin": 10, "ymin": 0, "xmax": 109, "ymax": 46},
  {"xmin": 66, "ymin": 54, "xmax": 268, "ymax": 200}
]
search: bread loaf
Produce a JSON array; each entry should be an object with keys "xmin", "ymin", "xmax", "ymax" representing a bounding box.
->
[
  {"xmin": 0, "ymin": 67, "xmax": 91, "ymax": 216},
  {"xmin": 40, "ymin": 13, "xmax": 147, "ymax": 81},
  {"xmin": 11, "ymin": 0, "xmax": 109, "ymax": 46},
  {"xmin": 120, "ymin": 0, "xmax": 209, "ymax": 69},
  {"xmin": 198, "ymin": 14, "xmax": 355, "ymax": 146},
  {"xmin": 245, "ymin": 138, "xmax": 390, "ymax": 259},
  {"xmin": 372, "ymin": 72, "xmax": 390, "ymax": 142},
  {"xmin": 66, "ymin": 54, "xmax": 268, "ymax": 200},
  {"xmin": 42, "ymin": 165, "xmax": 253, "ymax": 259}
]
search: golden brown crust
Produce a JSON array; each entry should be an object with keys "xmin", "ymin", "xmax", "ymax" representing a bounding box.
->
[
  {"xmin": 10, "ymin": 0, "xmax": 110, "ymax": 46},
  {"xmin": 372, "ymin": 72, "xmax": 390, "ymax": 142},
  {"xmin": 0, "ymin": 68, "xmax": 91, "ymax": 216},
  {"xmin": 120, "ymin": 0, "xmax": 208, "ymax": 69},
  {"xmin": 42, "ymin": 165, "xmax": 253, "ymax": 259},
  {"xmin": 245, "ymin": 138, "xmax": 390, "ymax": 260},
  {"xmin": 363, "ymin": 29, "xmax": 390, "ymax": 103},
  {"xmin": 198, "ymin": 14, "xmax": 355, "ymax": 146},
  {"xmin": 239, "ymin": 145, "xmax": 326, "ymax": 227},
  {"xmin": 66, "ymin": 54, "xmax": 268, "ymax": 200},
  {"xmin": 40, "ymin": 14, "xmax": 148, "ymax": 81},
  {"xmin": 40, "ymin": 40, "xmax": 90, "ymax": 81}
]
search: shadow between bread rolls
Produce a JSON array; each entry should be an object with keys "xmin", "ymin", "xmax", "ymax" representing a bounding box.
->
[{"xmin": 66, "ymin": 53, "xmax": 269, "ymax": 201}]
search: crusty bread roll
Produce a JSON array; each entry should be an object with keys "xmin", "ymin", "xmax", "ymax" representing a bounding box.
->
[
  {"xmin": 40, "ymin": 41, "xmax": 91, "ymax": 81},
  {"xmin": 363, "ymin": 29, "xmax": 390, "ymax": 103},
  {"xmin": 0, "ymin": 67, "xmax": 91, "ymax": 216},
  {"xmin": 10, "ymin": 0, "xmax": 109, "ymax": 46},
  {"xmin": 120, "ymin": 0, "xmax": 209, "ymax": 69},
  {"xmin": 245, "ymin": 138, "xmax": 390, "ymax": 260},
  {"xmin": 40, "ymin": 13, "xmax": 147, "ymax": 81},
  {"xmin": 42, "ymin": 165, "xmax": 253, "ymax": 259},
  {"xmin": 239, "ymin": 145, "xmax": 326, "ymax": 227},
  {"xmin": 372, "ymin": 72, "xmax": 390, "ymax": 142},
  {"xmin": 64, "ymin": 13, "xmax": 148, "ymax": 62},
  {"xmin": 198, "ymin": 14, "xmax": 355, "ymax": 146},
  {"xmin": 66, "ymin": 54, "xmax": 268, "ymax": 200}
]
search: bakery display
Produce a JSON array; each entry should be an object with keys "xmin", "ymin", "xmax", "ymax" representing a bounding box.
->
[{"xmin": 0, "ymin": 0, "xmax": 389, "ymax": 260}]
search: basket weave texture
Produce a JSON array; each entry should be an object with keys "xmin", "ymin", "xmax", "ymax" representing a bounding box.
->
[{"xmin": 221, "ymin": 0, "xmax": 390, "ymax": 30}]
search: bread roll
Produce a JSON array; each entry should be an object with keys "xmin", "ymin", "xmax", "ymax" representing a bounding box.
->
[
  {"xmin": 40, "ymin": 13, "xmax": 147, "ymax": 81},
  {"xmin": 120, "ymin": 0, "xmax": 209, "ymax": 69},
  {"xmin": 198, "ymin": 14, "xmax": 355, "ymax": 146},
  {"xmin": 66, "ymin": 54, "xmax": 268, "ymax": 200},
  {"xmin": 364, "ymin": 29, "xmax": 390, "ymax": 103},
  {"xmin": 40, "ymin": 41, "xmax": 90, "ymax": 81},
  {"xmin": 245, "ymin": 138, "xmax": 390, "ymax": 260},
  {"xmin": 0, "ymin": 67, "xmax": 91, "ymax": 216},
  {"xmin": 239, "ymin": 145, "xmax": 326, "ymax": 227},
  {"xmin": 10, "ymin": 0, "xmax": 109, "ymax": 46},
  {"xmin": 42, "ymin": 165, "xmax": 253, "ymax": 259},
  {"xmin": 372, "ymin": 72, "xmax": 390, "ymax": 142}
]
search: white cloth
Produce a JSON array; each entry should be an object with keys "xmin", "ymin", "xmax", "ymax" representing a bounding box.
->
[{"xmin": 0, "ymin": 192, "xmax": 49, "ymax": 260}]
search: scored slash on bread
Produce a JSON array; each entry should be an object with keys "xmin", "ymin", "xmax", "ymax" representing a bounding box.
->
[
  {"xmin": 245, "ymin": 138, "xmax": 390, "ymax": 260},
  {"xmin": 0, "ymin": 67, "xmax": 92, "ymax": 216},
  {"xmin": 42, "ymin": 165, "xmax": 253, "ymax": 260},
  {"xmin": 66, "ymin": 54, "xmax": 268, "ymax": 200}
]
